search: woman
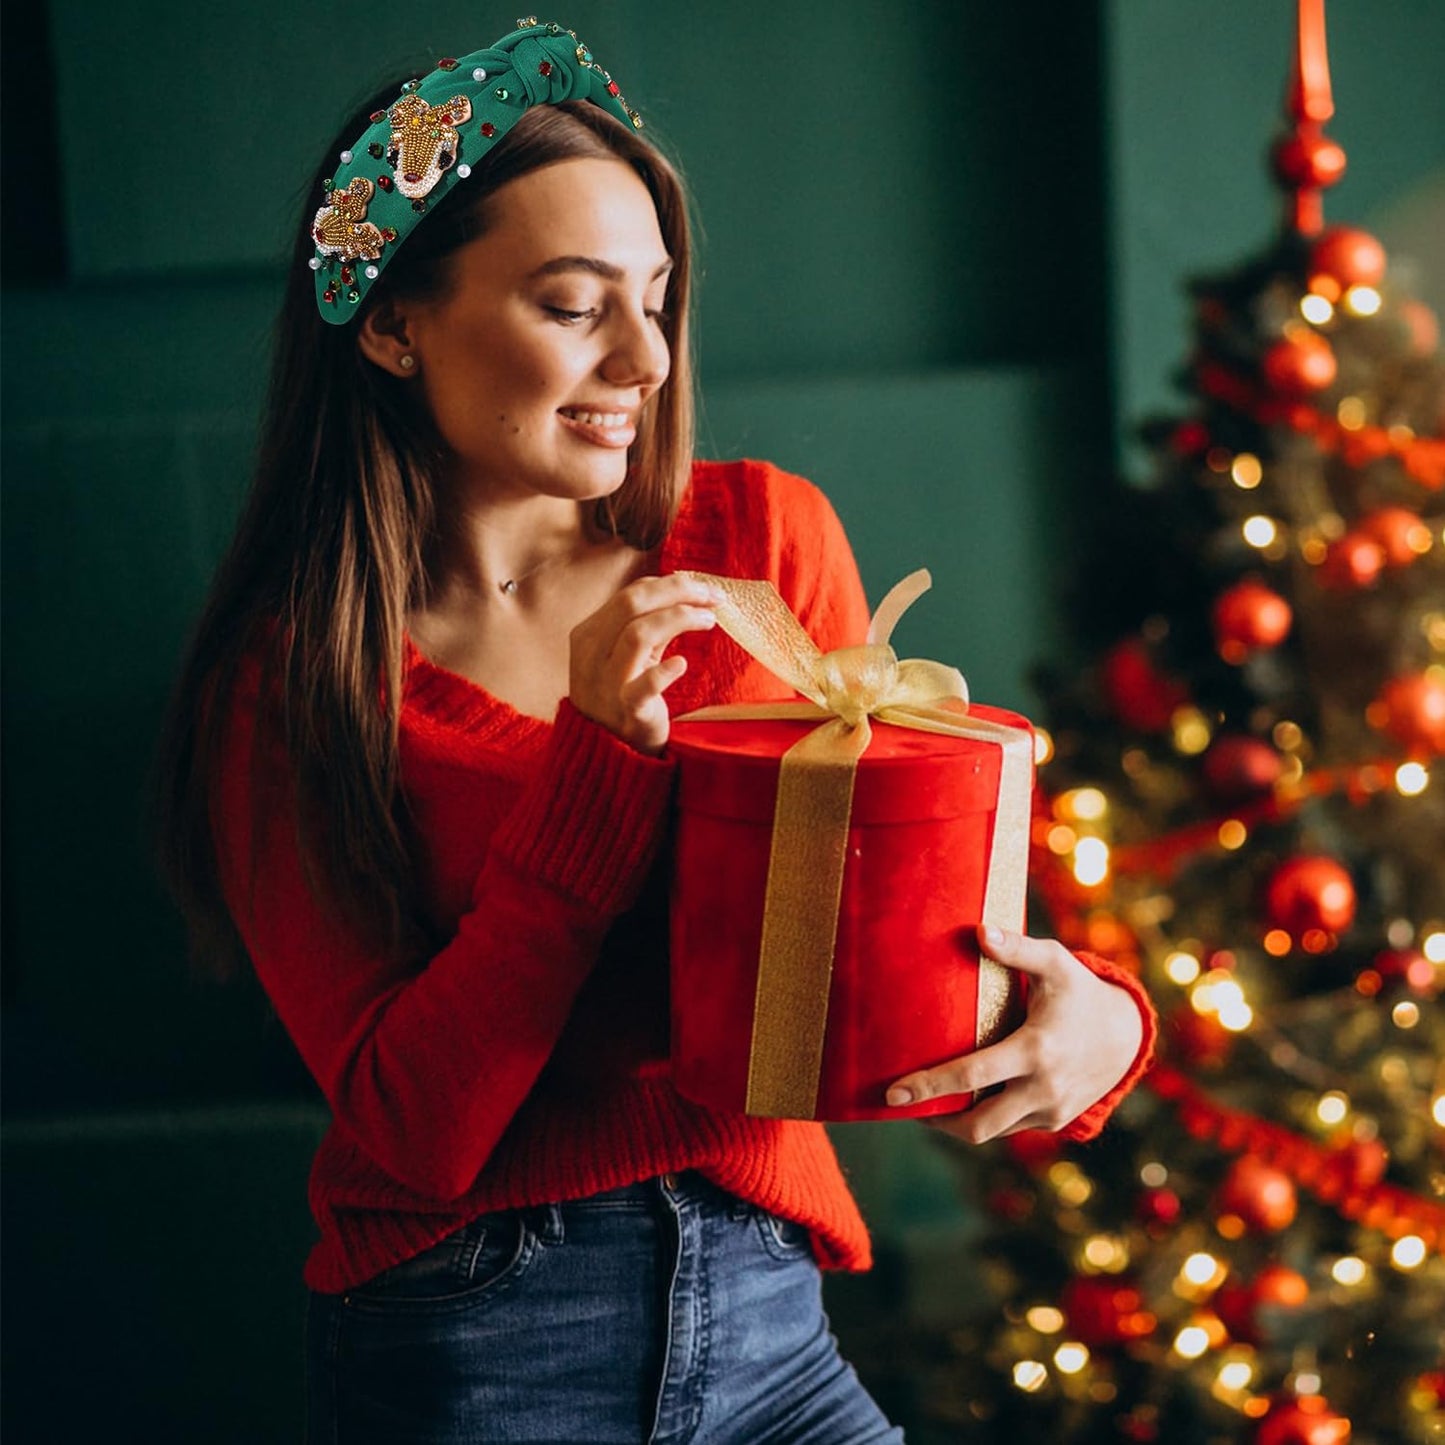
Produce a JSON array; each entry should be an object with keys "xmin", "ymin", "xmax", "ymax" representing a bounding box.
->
[{"xmin": 156, "ymin": 20, "xmax": 1154, "ymax": 1443}]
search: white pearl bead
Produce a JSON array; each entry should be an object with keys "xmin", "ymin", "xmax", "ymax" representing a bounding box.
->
[
  {"xmin": 472, "ymin": 67, "xmax": 487, "ymax": 82},
  {"xmin": 339, "ymin": 149, "xmax": 353, "ymax": 164},
  {"xmin": 457, "ymin": 164, "xmax": 471, "ymax": 179},
  {"xmin": 364, "ymin": 264, "xmax": 379, "ymax": 279},
  {"xmin": 308, "ymin": 257, "xmax": 322, "ymax": 271}
]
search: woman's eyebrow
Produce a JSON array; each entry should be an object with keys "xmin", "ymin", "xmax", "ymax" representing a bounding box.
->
[{"xmin": 527, "ymin": 255, "xmax": 675, "ymax": 282}]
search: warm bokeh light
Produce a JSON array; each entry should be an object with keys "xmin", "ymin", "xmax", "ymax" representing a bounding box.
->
[
  {"xmin": 1218, "ymin": 1360, "xmax": 1254, "ymax": 1391},
  {"xmin": 1395, "ymin": 762, "xmax": 1429, "ymax": 796},
  {"xmin": 1218, "ymin": 998, "xmax": 1254, "ymax": 1032},
  {"xmin": 1180, "ymin": 1253, "xmax": 1225, "ymax": 1289},
  {"xmin": 1140, "ymin": 1161, "xmax": 1169, "ymax": 1187},
  {"xmin": 1344, "ymin": 285, "xmax": 1382, "ymax": 316},
  {"xmin": 1174, "ymin": 1326, "xmax": 1211, "ymax": 1360},
  {"xmin": 1073, "ymin": 838, "xmax": 1110, "ymax": 887},
  {"xmin": 1332, "ymin": 1256, "xmax": 1367, "ymax": 1287},
  {"xmin": 1243, "ymin": 515, "xmax": 1278, "ymax": 548},
  {"xmin": 1392, "ymin": 1001, "xmax": 1421, "ymax": 1029},
  {"xmin": 1173, "ymin": 707, "xmax": 1213, "ymax": 754},
  {"xmin": 1273, "ymin": 720, "xmax": 1304, "ymax": 751},
  {"xmin": 1337, "ymin": 395, "xmax": 1367, "ymax": 429},
  {"xmin": 1054, "ymin": 1343, "xmax": 1090, "ymax": 1375},
  {"xmin": 1316, "ymin": 1092, "xmax": 1349, "ymax": 1125},
  {"xmin": 1422, "ymin": 931, "xmax": 1445, "ymax": 963},
  {"xmin": 1264, "ymin": 930, "xmax": 1293, "ymax": 956},
  {"xmin": 1391, "ymin": 1236, "xmax": 1426, "ymax": 1271},
  {"xmin": 1433, "ymin": 1095, "xmax": 1445, "ymax": 1129},
  {"xmin": 1026, "ymin": 1306, "xmax": 1065, "ymax": 1334},
  {"xmin": 1066, "ymin": 788, "xmax": 1109, "ymax": 821},
  {"xmin": 1231, "ymin": 453, "xmax": 1264, "ymax": 488},
  {"xmin": 1033, "ymin": 728, "xmax": 1055, "ymax": 765},
  {"xmin": 1300, "ymin": 293, "xmax": 1334, "ymax": 325},
  {"xmin": 1167, "ymin": 951, "xmax": 1203, "ymax": 985},
  {"xmin": 1218, "ymin": 819, "xmax": 1248, "ymax": 849},
  {"xmin": 1047, "ymin": 824, "xmax": 1078, "ymax": 854},
  {"xmin": 1013, "ymin": 1361, "xmax": 1048, "ymax": 1392}
]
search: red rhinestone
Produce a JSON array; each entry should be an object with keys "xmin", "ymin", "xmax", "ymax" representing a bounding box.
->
[
  {"xmin": 376, "ymin": 175, "xmax": 393, "ymax": 191},
  {"xmin": 538, "ymin": 61, "xmax": 553, "ymax": 76},
  {"xmin": 381, "ymin": 227, "xmax": 398, "ymax": 241},
  {"xmin": 480, "ymin": 122, "xmax": 496, "ymax": 138},
  {"xmin": 323, "ymin": 289, "xmax": 336, "ymax": 303},
  {"xmin": 607, "ymin": 80, "xmax": 620, "ymax": 96},
  {"xmin": 340, "ymin": 266, "xmax": 355, "ymax": 284},
  {"xmin": 370, "ymin": 110, "xmax": 386, "ymax": 122},
  {"xmin": 439, "ymin": 112, "xmax": 453, "ymax": 125},
  {"xmin": 438, "ymin": 57, "xmax": 459, "ymax": 70}
]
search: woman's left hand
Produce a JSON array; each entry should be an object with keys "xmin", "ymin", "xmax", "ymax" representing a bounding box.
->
[{"xmin": 885, "ymin": 926, "xmax": 1144, "ymax": 1143}]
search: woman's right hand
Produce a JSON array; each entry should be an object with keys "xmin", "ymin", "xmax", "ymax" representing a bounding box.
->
[{"xmin": 569, "ymin": 574, "xmax": 723, "ymax": 754}]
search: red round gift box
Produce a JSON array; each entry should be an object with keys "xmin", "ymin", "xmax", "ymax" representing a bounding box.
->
[{"xmin": 668, "ymin": 704, "xmax": 1032, "ymax": 1122}]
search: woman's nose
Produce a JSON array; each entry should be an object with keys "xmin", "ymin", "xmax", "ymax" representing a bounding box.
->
[{"xmin": 601, "ymin": 306, "xmax": 670, "ymax": 390}]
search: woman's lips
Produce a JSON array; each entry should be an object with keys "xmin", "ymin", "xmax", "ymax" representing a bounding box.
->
[{"xmin": 557, "ymin": 407, "xmax": 636, "ymax": 448}]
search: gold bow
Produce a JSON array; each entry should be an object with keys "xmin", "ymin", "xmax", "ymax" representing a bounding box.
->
[{"xmin": 676, "ymin": 569, "xmax": 1033, "ymax": 1117}]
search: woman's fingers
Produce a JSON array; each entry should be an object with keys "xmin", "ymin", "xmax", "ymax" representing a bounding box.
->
[
  {"xmin": 885, "ymin": 1031, "xmax": 1033, "ymax": 1108},
  {"xmin": 977, "ymin": 924, "xmax": 1072, "ymax": 978},
  {"xmin": 569, "ymin": 573, "xmax": 723, "ymax": 752}
]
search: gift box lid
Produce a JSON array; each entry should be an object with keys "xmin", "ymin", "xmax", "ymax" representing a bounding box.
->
[{"xmin": 669, "ymin": 703, "xmax": 1032, "ymax": 827}]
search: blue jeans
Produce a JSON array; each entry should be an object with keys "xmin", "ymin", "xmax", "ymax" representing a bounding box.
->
[{"xmin": 305, "ymin": 1171, "xmax": 904, "ymax": 1444}]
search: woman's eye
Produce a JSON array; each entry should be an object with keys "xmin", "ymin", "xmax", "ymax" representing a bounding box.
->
[
  {"xmin": 646, "ymin": 308, "xmax": 669, "ymax": 325},
  {"xmin": 544, "ymin": 306, "xmax": 597, "ymax": 325}
]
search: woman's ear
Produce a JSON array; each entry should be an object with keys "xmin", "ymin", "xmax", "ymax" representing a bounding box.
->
[{"xmin": 357, "ymin": 295, "xmax": 421, "ymax": 377}]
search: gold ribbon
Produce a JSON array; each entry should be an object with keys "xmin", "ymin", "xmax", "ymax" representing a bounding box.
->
[{"xmin": 677, "ymin": 569, "xmax": 1034, "ymax": 1117}]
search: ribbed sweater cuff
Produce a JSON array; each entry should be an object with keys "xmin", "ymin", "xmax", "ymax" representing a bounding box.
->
[
  {"xmin": 1060, "ymin": 950, "xmax": 1158, "ymax": 1143},
  {"xmin": 486, "ymin": 699, "xmax": 678, "ymax": 916}
]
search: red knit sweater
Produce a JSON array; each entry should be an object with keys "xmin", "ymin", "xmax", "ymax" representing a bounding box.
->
[{"xmin": 215, "ymin": 458, "xmax": 1156, "ymax": 1293}]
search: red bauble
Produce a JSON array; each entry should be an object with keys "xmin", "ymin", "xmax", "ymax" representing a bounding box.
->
[
  {"xmin": 1167, "ymin": 1005, "xmax": 1233, "ymax": 1070},
  {"xmin": 1264, "ymin": 855, "xmax": 1356, "ymax": 937},
  {"xmin": 1262, "ymin": 331, "xmax": 1338, "ymax": 397},
  {"xmin": 1372, "ymin": 672, "xmax": 1445, "ymax": 756},
  {"xmin": 1358, "ymin": 506, "xmax": 1428, "ymax": 568},
  {"xmin": 1218, "ymin": 1154, "xmax": 1299, "ymax": 1233},
  {"xmin": 1213, "ymin": 580, "xmax": 1293, "ymax": 661},
  {"xmin": 1255, "ymin": 1395, "xmax": 1352, "ymax": 1445},
  {"xmin": 1373, "ymin": 948, "xmax": 1438, "ymax": 996},
  {"xmin": 1216, "ymin": 1264, "xmax": 1310, "ymax": 1343},
  {"xmin": 1203, "ymin": 735, "xmax": 1284, "ymax": 802},
  {"xmin": 1317, "ymin": 532, "xmax": 1384, "ymax": 591},
  {"xmin": 1100, "ymin": 638, "xmax": 1190, "ymax": 732},
  {"xmin": 1399, "ymin": 299, "xmax": 1440, "ymax": 357},
  {"xmin": 1309, "ymin": 226, "xmax": 1387, "ymax": 289},
  {"xmin": 1271, "ymin": 132, "xmax": 1348, "ymax": 190},
  {"xmin": 1136, "ymin": 1187, "xmax": 1183, "ymax": 1229},
  {"xmin": 1060, "ymin": 1275, "xmax": 1157, "ymax": 1348}
]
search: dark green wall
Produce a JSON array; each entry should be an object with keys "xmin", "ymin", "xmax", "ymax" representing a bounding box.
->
[{"xmin": 3, "ymin": 3, "xmax": 1439, "ymax": 1440}]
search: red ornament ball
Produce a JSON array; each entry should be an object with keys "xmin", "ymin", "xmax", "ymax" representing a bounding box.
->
[
  {"xmin": 1255, "ymin": 1395, "xmax": 1352, "ymax": 1445},
  {"xmin": 1264, "ymin": 855, "xmax": 1357, "ymax": 937},
  {"xmin": 1262, "ymin": 331, "xmax": 1338, "ymax": 397},
  {"xmin": 1218, "ymin": 1155, "xmax": 1298, "ymax": 1233},
  {"xmin": 1309, "ymin": 226, "xmax": 1387, "ymax": 289},
  {"xmin": 1202, "ymin": 735, "xmax": 1284, "ymax": 803},
  {"xmin": 1060, "ymin": 1275, "xmax": 1157, "ymax": 1348},
  {"xmin": 1100, "ymin": 638, "xmax": 1190, "ymax": 732},
  {"xmin": 1371, "ymin": 672, "xmax": 1445, "ymax": 756},
  {"xmin": 1216, "ymin": 1264, "xmax": 1310, "ymax": 1343},
  {"xmin": 1399, "ymin": 299, "xmax": 1440, "ymax": 357},
  {"xmin": 1213, "ymin": 580, "xmax": 1293, "ymax": 661},
  {"xmin": 1271, "ymin": 132, "xmax": 1348, "ymax": 190},
  {"xmin": 1373, "ymin": 947, "xmax": 1438, "ymax": 996},
  {"xmin": 1136, "ymin": 1186, "xmax": 1183, "ymax": 1229},
  {"xmin": 1358, "ymin": 505, "xmax": 1428, "ymax": 569},
  {"xmin": 1317, "ymin": 532, "xmax": 1385, "ymax": 591}
]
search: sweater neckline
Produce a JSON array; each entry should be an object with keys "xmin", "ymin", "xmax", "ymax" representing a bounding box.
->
[{"xmin": 402, "ymin": 468, "xmax": 730, "ymax": 740}]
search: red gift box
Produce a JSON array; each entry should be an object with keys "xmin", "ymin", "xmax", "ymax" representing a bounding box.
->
[{"xmin": 665, "ymin": 566, "xmax": 1035, "ymax": 1123}]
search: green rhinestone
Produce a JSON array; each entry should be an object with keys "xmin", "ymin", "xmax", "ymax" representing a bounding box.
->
[
  {"xmin": 495, "ymin": 86, "xmax": 510, "ymax": 100},
  {"xmin": 547, "ymin": 22, "xmax": 560, "ymax": 34},
  {"xmin": 321, "ymin": 176, "xmax": 333, "ymax": 190},
  {"xmin": 576, "ymin": 45, "xmax": 592, "ymax": 63},
  {"xmin": 368, "ymin": 142, "xmax": 384, "ymax": 159},
  {"xmin": 347, "ymin": 288, "xmax": 361, "ymax": 303}
]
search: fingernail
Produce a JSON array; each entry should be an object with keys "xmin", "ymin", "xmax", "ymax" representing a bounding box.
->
[
  {"xmin": 982, "ymin": 924, "xmax": 1005, "ymax": 948},
  {"xmin": 886, "ymin": 1086, "xmax": 915, "ymax": 1106}
]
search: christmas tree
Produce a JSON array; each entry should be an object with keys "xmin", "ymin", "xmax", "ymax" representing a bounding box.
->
[{"xmin": 932, "ymin": 3, "xmax": 1445, "ymax": 1441}]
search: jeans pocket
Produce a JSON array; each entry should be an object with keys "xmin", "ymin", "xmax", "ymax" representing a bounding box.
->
[
  {"xmin": 753, "ymin": 1207, "xmax": 814, "ymax": 1262},
  {"xmin": 345, "ymin": 1211, "xmax": 535, "ymax": 1315}
]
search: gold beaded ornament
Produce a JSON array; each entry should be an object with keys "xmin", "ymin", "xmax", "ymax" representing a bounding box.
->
[{"xmin": 310, "ymin": 18, "xmax": 643, "ymax": 321}]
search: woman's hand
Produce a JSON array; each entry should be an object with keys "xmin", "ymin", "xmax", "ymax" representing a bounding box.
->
[
  {"xmin": 569, "ymin": 574, "xmax": 722, "ymax": 754},
  {"xmin": 886, "ymin": 926, "xmax": 1145, "ymax": 1143}
]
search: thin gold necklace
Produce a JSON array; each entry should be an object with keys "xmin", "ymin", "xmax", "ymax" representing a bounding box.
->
[{"xmin": 495, "ymin": 534, "xmax": 613, "ymax": 596}]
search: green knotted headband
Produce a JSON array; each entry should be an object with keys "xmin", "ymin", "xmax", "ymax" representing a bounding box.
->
[{"xmin": 309, "ymin": 17, "xmax": 642, "ymax": 323}]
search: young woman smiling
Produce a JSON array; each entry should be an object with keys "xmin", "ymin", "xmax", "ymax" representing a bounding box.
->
[{"xmin": 155, "ymin": 20, "xmax": 1154, "ymax": 1444}]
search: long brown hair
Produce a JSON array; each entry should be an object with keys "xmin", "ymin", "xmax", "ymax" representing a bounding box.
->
[{"xmin": 154, "ymin": 88, "xmax": 695, "ymax": 978}]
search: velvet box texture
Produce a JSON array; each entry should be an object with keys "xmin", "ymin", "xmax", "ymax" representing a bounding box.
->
[{"xmin": 668, "ymin": 703, "xmax": 1034, "ymax": 1123}]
